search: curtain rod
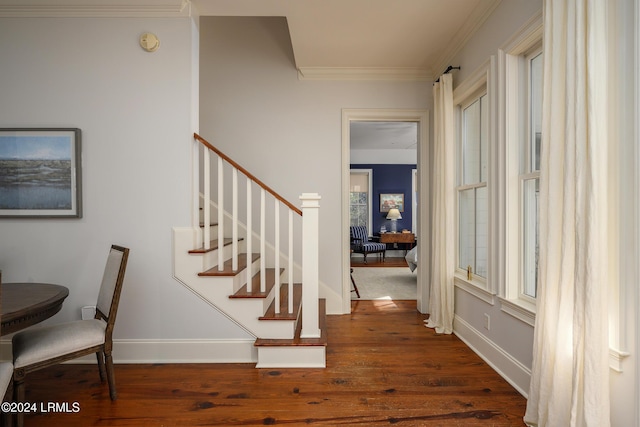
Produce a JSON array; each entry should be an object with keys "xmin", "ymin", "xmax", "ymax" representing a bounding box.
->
[{"xmin": 434, "ymin": 65, "xmax": 460, "ymax": 83}]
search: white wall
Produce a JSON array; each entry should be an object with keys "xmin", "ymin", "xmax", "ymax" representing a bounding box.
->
[
  {"xmin": 446, "ymin": 0, "xmax": 542, "ymax": 396},
  {"xmin": 608, "ymin": 1, "xmax": 639, "ymax": 425},
  {"xmin": 2, "ymin": 10, "xmax": 635, "ymax": 423},
  {"xmin": 199, "ymin": 16, "xmax": 430, "ymax": 298},
  {"xmin": 448, "ymin": 1, "xmax": 639, "ymax": 426},
  {"xmin": 0, "ymin": 16, "xmax": 255, "ymax": 359}
]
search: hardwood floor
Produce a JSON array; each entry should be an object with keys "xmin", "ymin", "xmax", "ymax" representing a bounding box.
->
[
  {"xmin": 351, "ymin": 256, "xmax": 408, "ymax": 268},
  {"xmin": 18, "ymin": 301, "xmax": 527, "ymax": 426}
]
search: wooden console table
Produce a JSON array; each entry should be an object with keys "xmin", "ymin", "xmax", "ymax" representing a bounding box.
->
[{"xmin": 379, "ymin": 233, "xmax": 415, "ymax": 254}]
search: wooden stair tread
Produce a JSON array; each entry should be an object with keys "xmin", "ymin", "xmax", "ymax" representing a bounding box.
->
[
  {"xmin": 189, "ymin": 237, "xmax": 244, "ymax": 254},
  {"xmin": 254, "ymin": 299, "xmax": 327, "ymax": 347},
  {"xmin": 230, "ymin": 268, "xmax": 284, "ymax": 298},
  {"xmin": 198, "ymin": 221, "xmax": 218, "ymax": 228},
  {"xmin": 198, "ymin": 253, "xmax": 260, "ymax": 276},
  {"xmin": 259, "ymin": 283, "xmax": 302, "ymax": 321}
]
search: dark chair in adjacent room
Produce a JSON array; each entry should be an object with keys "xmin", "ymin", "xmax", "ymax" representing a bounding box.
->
[
  {"xmin": 11, "ymin": 245, "xmax": 129, "ymax": 427},
  {"xmin": 350, "ymin": 268, "xmax": 360, "ymax": 298},
  {"xmin": 350, "ymin": 225, "xmax": 386, "ymax": 264}
]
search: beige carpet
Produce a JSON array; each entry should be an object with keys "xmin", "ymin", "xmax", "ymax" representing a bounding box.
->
[{"xmin": 350, "ymin": 267, "xmax": 417, "ymax": 300}]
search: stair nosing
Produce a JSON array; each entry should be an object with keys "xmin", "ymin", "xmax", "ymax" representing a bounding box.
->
[
  {"xmin": 254, "ymin": 299, "xmax": 327, "ymax": 347},
  {"xmin": 198, "ymin": 252, "xmax": 259, "ymax": 276},
  {"xmin": 229, "ymin": 268, "xmax": 284, "ymax": 299},
  {"xmin": 189, "ymin": 237, "xmax": 245, "ymax": 254}
]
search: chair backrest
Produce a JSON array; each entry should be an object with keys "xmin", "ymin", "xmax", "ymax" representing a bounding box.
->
[
  {"xmin": 96, "ymin": 245, "xmax": 130, "ymax": 327},
  {"xmin": 350, "ymin": 226, "xmax": 369, "ymax": 243}
]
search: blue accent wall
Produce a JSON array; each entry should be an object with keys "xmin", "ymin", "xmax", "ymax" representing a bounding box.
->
[{"xmin": 351, "ymin": 164, "xmax": 416, "ymax": 235}]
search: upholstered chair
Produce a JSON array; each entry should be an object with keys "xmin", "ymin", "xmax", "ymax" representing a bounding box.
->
[
  {"xmin": 11, "ymin": 245, "xmax": 129, "ymax": 427},
  {"xmin": 350, "ymin": 226, "xmax": 386, "ymax": 263}
]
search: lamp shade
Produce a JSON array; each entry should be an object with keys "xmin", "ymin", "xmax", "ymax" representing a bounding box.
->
[{"xmin": 386, "ymin": 208, "xmax": 402, "ymax": 220}]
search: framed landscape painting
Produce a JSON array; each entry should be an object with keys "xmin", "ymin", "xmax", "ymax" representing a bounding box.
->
[
  {"xmin": 0, "ymin": 128, "xmax": 82, "ymax": 218},
  {"xmin": 380, "ymin": 193, "xmax": 404, "ymax": 213}
]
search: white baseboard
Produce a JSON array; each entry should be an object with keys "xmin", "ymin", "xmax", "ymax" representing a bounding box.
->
[
  {"xmin": 0, "ymin": 338, "xmax": 258, "ymax": 364},
  {"xmin": 453, "ymin": 315, "xmax": 531, "ymax": 397}
]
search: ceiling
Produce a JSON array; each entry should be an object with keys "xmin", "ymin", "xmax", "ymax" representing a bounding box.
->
[
  {"xmin": 190, "ymin": 0, "xmax": 500, "ymax": 149},
  {"xmin": 350, "ymin": 122, "xmax": 417, "ymax": 151},
  {"xmin": 0, "ymin": 0, "xmax": 500, "ymax": 81},
  {"xmin": 192, "ymin": 0, "xmax": 500, "ymax": 79},
  {"xmin": 0, "ymin": 0, "xmax": 499, "ymax": 148}
]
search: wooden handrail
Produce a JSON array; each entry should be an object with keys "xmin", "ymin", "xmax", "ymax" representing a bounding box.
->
[{"xmin": 194, "ymin": 133, "xmax": 302, "ymax": 216}]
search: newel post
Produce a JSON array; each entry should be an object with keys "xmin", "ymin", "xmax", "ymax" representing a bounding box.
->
[{"xmin": 300, "ymin": 193, "xmax": 321, "ymax": 338}]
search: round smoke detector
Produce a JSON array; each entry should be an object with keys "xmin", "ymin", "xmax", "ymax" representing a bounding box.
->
[{"xmin": 139, "ymin": 32, "xmax": 160, "ymax": 52}]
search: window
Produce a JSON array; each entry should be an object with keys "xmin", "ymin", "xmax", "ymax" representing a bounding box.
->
[
  {"xmin": 501, "ymin": 17, "xmax": 543, "ymax": 321},
  {"xmin": 349, "ymin": 170, "xmax": 372, "ymax": 229},
  {"xmin": 457, "ymin": 93, "xmax": 488, "ymax": 280},
  {"xmin": 520, "ymin": 50, "xmax": 542, "ymax": 299},
  {"xmin": 349, "ymin": 191, "xmax": 368, "ymax": 227}
]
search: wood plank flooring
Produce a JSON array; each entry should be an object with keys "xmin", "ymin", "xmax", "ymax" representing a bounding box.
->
[
  {"xmin": 351, "ymin": 256, "xmax": 408, "ymax": 268},
  {"xmin": 17, "ymin": 300, "xmax": 527, "ymax": 426}
]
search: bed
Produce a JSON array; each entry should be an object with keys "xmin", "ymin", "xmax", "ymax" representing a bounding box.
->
[{"xmin": 405, "ymin": 246, "xmax": 418, "ymax": 272}]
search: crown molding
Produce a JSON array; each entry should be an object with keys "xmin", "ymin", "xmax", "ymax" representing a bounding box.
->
[
  {"xmin": 500, "ymin": 9, "xmax": 543, "ymax": 55},
  {"xmin": 297, "ymin": 67, "xmax": 432, "ymax": 82},
  {"xmin": 0, "ymin": 0, "xmax": 190, "ymax": 17},
  {"xmin": 432, "ymin": 0, "xmax": 502, "ymax": 78}
]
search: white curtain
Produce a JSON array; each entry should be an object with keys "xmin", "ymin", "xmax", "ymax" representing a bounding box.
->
[
  {"xmin": 426, "ymin": 73, "xmax": 455, "ymax": 334},
  {"xmin": 524, "ymin": 1, "xmax": 609, "ymax": 426}
]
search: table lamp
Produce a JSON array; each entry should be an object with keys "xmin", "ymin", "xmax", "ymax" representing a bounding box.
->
[{"xmin": 386, "ymin": 208, "xmax": 402, "ymax": 233}]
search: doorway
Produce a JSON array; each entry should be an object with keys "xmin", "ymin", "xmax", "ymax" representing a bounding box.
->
[{"xmin": 341, "ymin": 109, "xmax": 430, "ymax": 313}]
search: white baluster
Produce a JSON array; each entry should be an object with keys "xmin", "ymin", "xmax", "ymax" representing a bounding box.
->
[
  {"xmin": 246, "ymin": 179, "xmax": 252, "ymax": 292},
  {"xmin": 217, "ymin": 157, "xmax": 224, "ymax": 271},
  {"xmin": 203, "ymin": 150, "xmax": 211, "ymax": 250},
  {"xmin": 192, "ymin": 140, "xmax": 200, "ymax": 238},
  {"xmin": 300, "ymin": 193, "xmax": 321, "ymax": 338},
  {"xmin": 274, "ymin": 200, "xmax": 280, "ymax": 314},
  {"xmin": 260, "ymin": 189, "xmax": 266, "ymax": 293},
  {"xmin": 288, "ymin": 209, "xmax": 294, "ymax": 314},
  {"xmin": 232, "ymin": 168, "xmax": 238, "ymax": 271}
]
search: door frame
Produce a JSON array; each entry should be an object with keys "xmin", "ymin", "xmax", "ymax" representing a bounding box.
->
[{"xmin": 341, "ymin": 109, "xmax": 431, "ymax": 313}]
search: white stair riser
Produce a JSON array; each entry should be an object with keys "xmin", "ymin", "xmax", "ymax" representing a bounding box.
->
[
  {"xmin": 186, "ymin": 277, "xmax": 296, "ymax": 339},
  {"xmin": 173, "ymin": 228, "xmax": 297, "ymax": 340},
  {"xmin": 201, "ymin": 240, "xmax": 248, "ymax": 272},
  {"xmin": 255, "ymin": 346, "xmax": 326, "ymax": 368}
]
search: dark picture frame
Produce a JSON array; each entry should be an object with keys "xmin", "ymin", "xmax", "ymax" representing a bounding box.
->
[
  {"xmin": 0, "ymin": 128, "xmax": 82, "ymax": 218},
  {"xmin": 380, "ymin": 193, "xmax": 404, "ymax": 213}
]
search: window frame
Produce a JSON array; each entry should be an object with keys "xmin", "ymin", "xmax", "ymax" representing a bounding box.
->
[
  {"xmin": 499, "ymin": 15, "xmax": 543, "ymax": 325},
  {"xmin": 453, "ymin": 60, "xmax": 493, "ymax": 296},
  {"xmin": 457, "ymin": 93, "xmax": 489, "ymax": 280},
  {"xmin": 518, "ymin": 47, "xmax": 542, "ymax": 304}
]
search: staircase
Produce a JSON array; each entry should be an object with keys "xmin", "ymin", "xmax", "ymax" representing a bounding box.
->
[{"xmin": 172, "ymin": 133, "xmax": 326, "ymax": 368}]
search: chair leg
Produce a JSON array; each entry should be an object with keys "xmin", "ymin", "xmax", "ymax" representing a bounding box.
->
[
  {"xmin": 104, "ymin": 352, "xmax": 117, "ymax": 401},
  {"xmin": 96, "ymin": 351, "xmax": 106, "ymax": 382},
  {"xmin": 350, "ymin": 268, "xmax": 360, "ymax": 298}
]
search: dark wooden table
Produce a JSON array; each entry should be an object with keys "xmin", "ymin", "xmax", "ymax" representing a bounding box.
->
[
  {"xmin": 379, "ymin": 232, "xmax": 416, "ymax": 254},
  {"xmin": 1, "ymin": 283, "xmax": 69, "ymax": 336}
]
